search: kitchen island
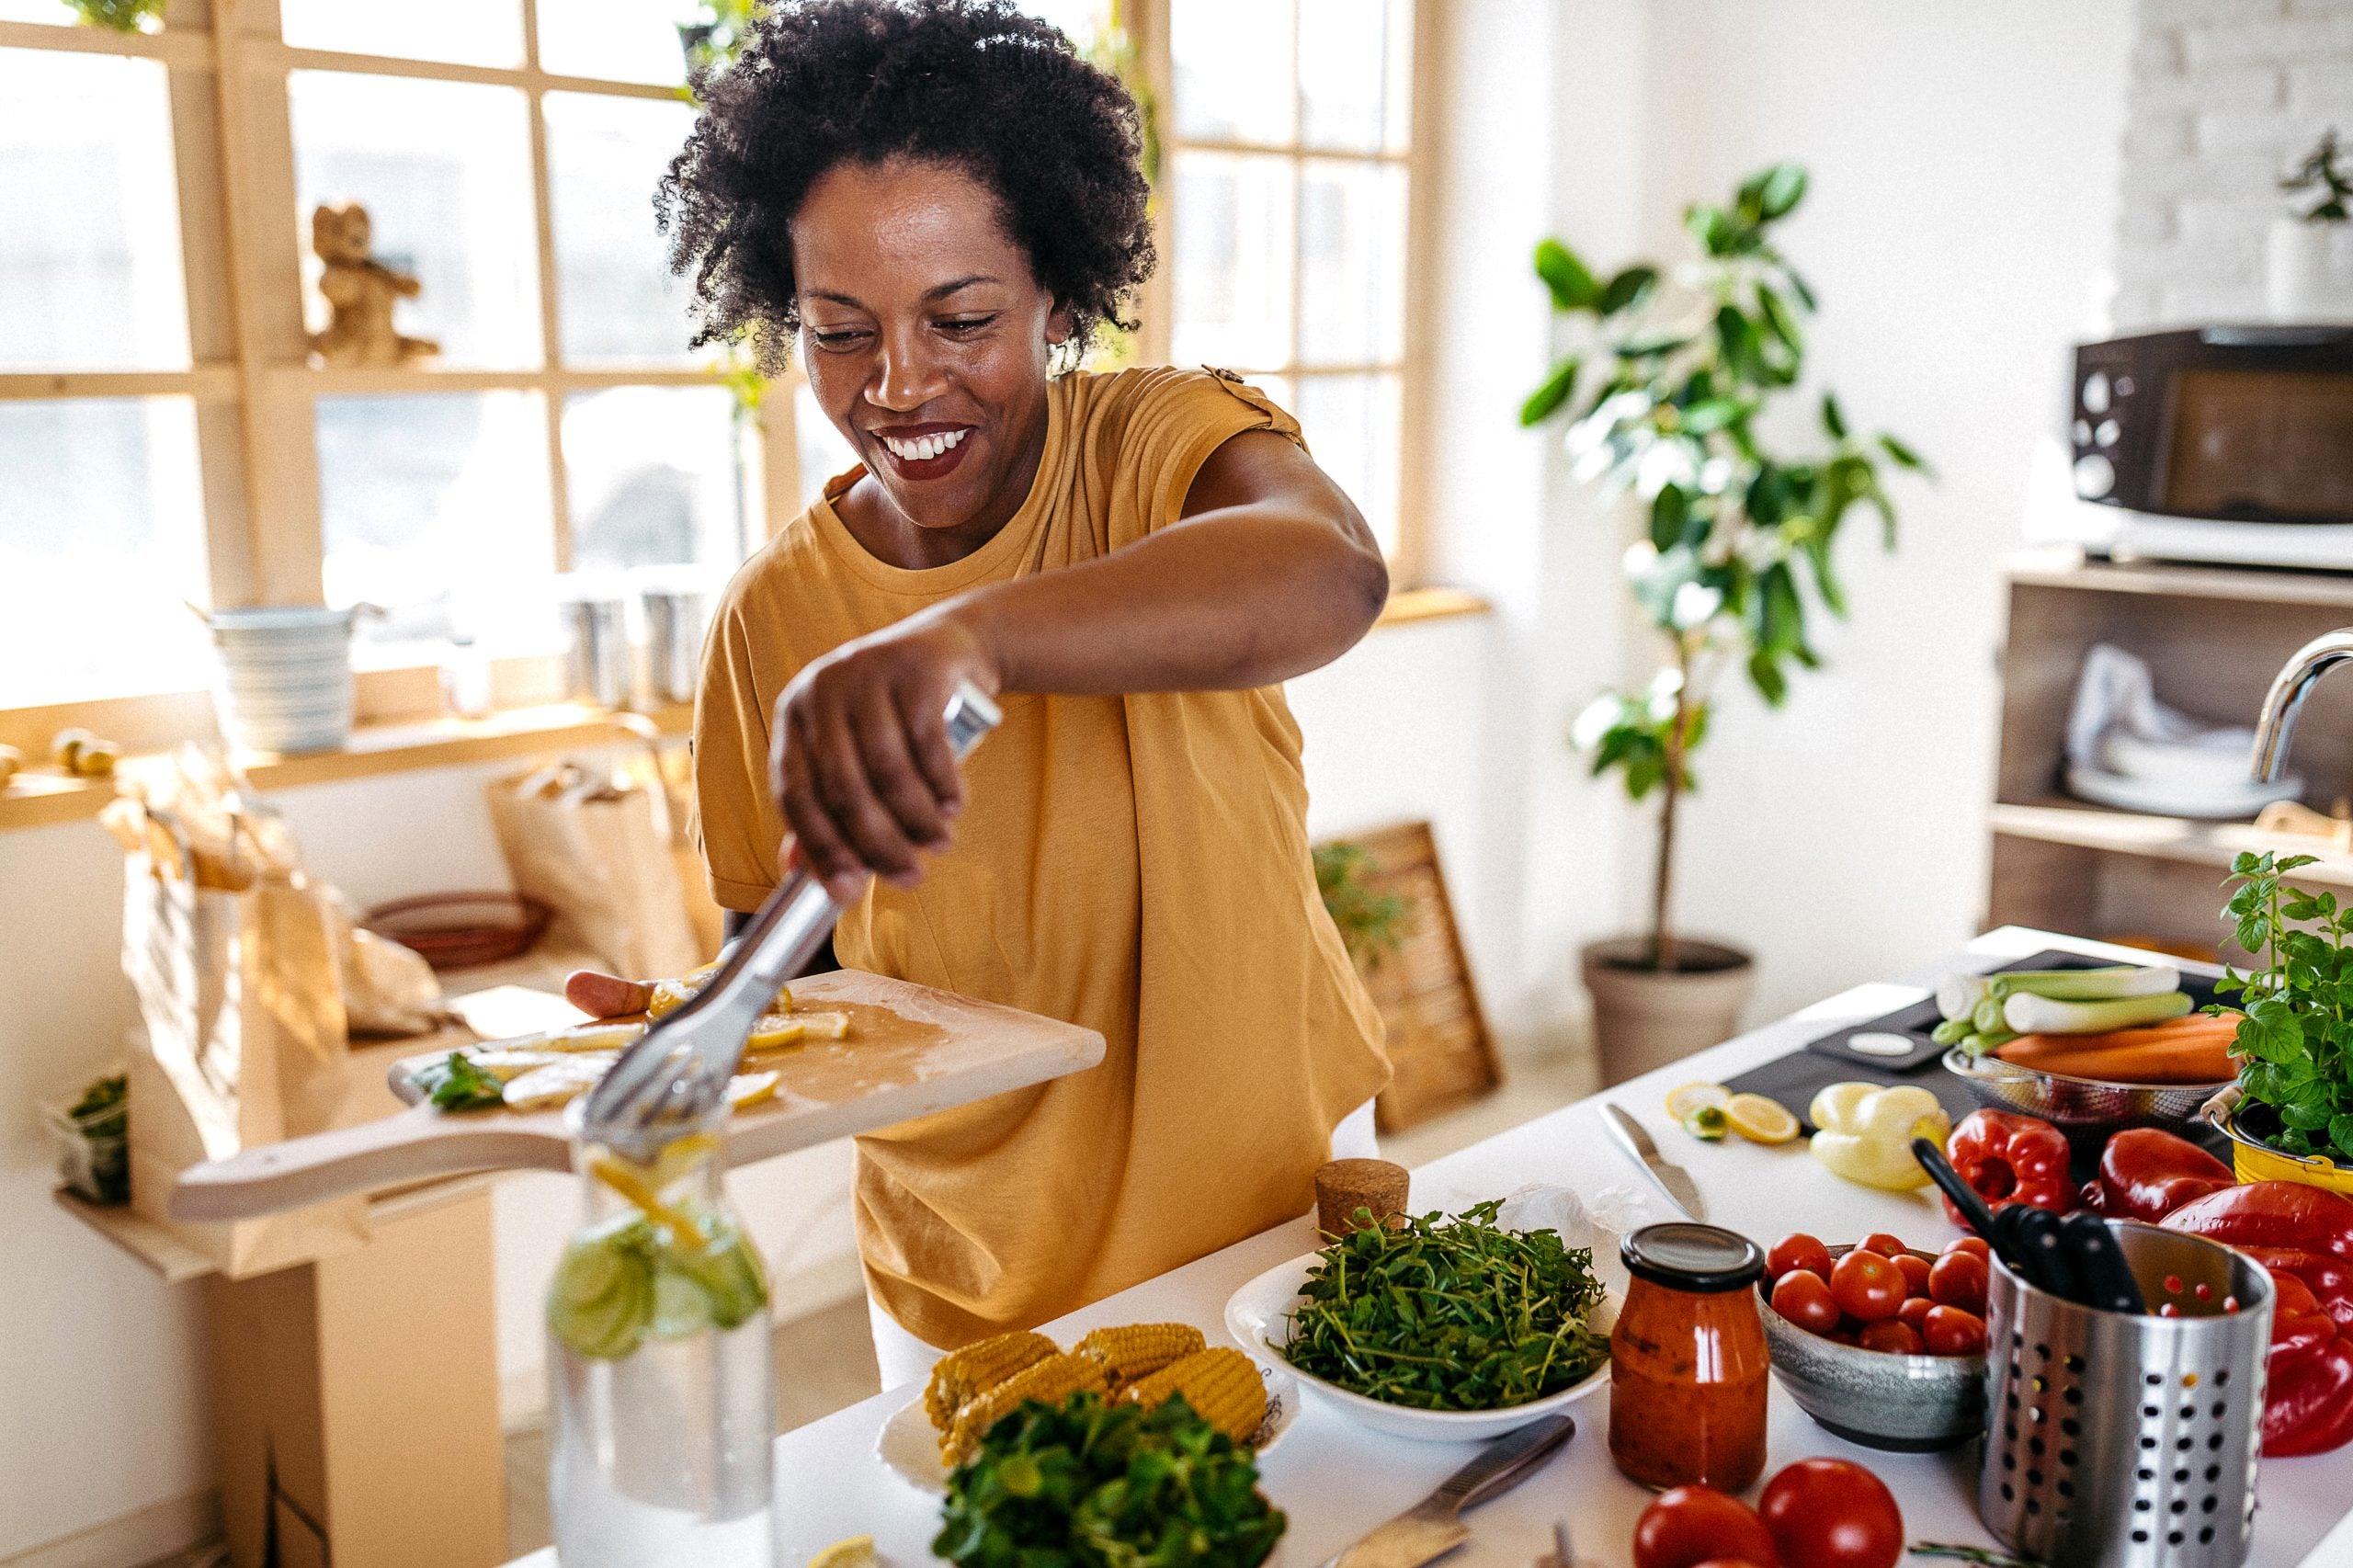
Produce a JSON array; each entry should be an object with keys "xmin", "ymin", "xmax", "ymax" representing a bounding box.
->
[{"xmin": 507, "ymin": 928, "xmax": 2353, "ymax": 1567}]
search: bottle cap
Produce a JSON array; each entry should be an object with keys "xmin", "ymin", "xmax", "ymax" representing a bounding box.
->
[{"xmin": 1620, "ymin": 1222, "xmax": 1766, "ymax": 1293}]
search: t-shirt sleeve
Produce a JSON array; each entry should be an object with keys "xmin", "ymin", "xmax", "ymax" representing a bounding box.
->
[
  {"xmin": 691, "ymin": 593, "xmax": 786, "ymax": 914},
  {"xmin": 1108, "ymin": 367, "xmax": 1310, "ymax": 551}
]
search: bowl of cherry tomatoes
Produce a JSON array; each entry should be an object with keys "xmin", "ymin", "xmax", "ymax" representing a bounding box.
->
[{"xmin": 1756, "ymin": 1229, "xmax": 1990, "ymax": 1451}]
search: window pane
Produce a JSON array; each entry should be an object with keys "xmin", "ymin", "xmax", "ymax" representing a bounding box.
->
[
  {"xmin": 544, "ymin": 92, "xmax": 699, "ymax": 366},
  {"xmin": 563, "ymin": 387, "xmax": 744, "ymax": 572},
  {"xmin": 537, "ymin": 0, "xmax": 703, "ymax": 87},
  {"xmin": 1295, "ymin": 372, "xmax": 1401, "ymax": 556},
  {"xmin": 1297, "ymin": 0, "xmax": 1400, "ymax": 154},
  {"xmin": 281, "ymin": 0, "xmax": 525, "ymax": 69},
  {"xmin": 290, "ymin": 73, "xmax": 541, "ymax": 369},
  {"xmin": 0, "ymin": 2, "xmax": 81, "ymax": 24},
  {"xmin": 1299, "ymin": 160, "xmax": 1406, "ymax": 367},
  {"xmin": 0, "ymin": 397, "xmax": 209, "ymax": 705},
  {"xmin": 0, "ymin": 50, "xmax": 188, "ymax": 370},
  {"xmin": 1170, "ymin": 151, "xmax": 1293, "ymax": 370},
  {"xmin": 794, "ymin": 380, "xmax": 860, "ymax": 509},
  {"xmin": 318, "ymin": 392, "xmax": 553, "ymax": 659},
  {"xmin": 1172, "ymin": 0, "xmax": 1294, "ymax": 144}
]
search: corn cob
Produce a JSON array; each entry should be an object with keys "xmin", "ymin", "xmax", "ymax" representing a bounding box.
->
[
  {"xmin": 1074, "ymin": 1323, "xmax": 1205, "ymax": 1390},
  {"xmin": 1124, "ymin": 1348, "xmax": 1267, "ymax": 1445},
  {"xmin": 945, "ymin": 1351, "xmax": 1108, "ymax": 1464},
  {"xmin": 922, "ymin": 1330, "xmax": 1057, "ymax": 1434}
]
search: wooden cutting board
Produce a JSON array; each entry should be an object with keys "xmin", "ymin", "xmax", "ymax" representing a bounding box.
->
[{"xmin": 171, "ymin": 970, "xmax": 1105, "ymax": 1222}]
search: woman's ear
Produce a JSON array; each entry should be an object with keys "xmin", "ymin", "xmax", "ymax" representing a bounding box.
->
[{"xmin": 1045, "ymin": 300, "xmax": 1077, "ymax": 347}]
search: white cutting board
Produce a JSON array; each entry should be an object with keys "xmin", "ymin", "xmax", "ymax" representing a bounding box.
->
[{"xmin": 171, "ymin": 969, "xmax": 1105, "ymax": 1221}]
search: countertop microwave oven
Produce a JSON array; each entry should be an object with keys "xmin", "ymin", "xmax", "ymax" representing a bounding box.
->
[{"xmin": 2050, "ymin": 324, "xmax": 2353, "ymax": 570}]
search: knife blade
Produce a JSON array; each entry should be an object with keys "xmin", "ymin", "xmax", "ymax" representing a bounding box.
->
[
  {"xmin": 1321, "ymin": 1415, "xmax": 1577, "ymax": 1568},
  {"xmin": 1602, "ymin": 1102, "xmax": 1706, "ymax": 1221}
]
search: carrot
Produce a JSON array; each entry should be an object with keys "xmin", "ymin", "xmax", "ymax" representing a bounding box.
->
[{"xmin": 1994, "ymin": 1012, "xmax": 2242, "ymax": 1085}]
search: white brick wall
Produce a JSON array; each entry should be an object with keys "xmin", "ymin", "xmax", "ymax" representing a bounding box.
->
[{"xmin": 2114, "ymin": 0, "xmax": 2353, "ymax": 326}]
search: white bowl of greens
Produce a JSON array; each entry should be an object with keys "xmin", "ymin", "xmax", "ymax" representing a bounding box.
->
[{"xmin": 1223, "ymin": 1199, "xmax": 1617, "ymax": 1442}]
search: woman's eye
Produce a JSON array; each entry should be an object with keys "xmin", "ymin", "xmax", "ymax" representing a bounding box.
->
[
  {"xmin": 809, "ymin": 327, "xmax": 870, "ymax": 349},
  {"xmin": 938, "ymin": 315, "xmax": 997, "ymax": 335}
]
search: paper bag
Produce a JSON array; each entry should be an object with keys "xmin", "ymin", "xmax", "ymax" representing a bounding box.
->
[
  {"xmin": 119, "ymin": 816, "xmax": 369, "ymax": 1278},
  {"xmin": 486, "ymin": 757, "xmax": 707, "ymax": 982}
]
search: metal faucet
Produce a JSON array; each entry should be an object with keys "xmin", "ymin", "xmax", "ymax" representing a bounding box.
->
[{"xmin": 2254, "ymin": 630, "xmax": 2353, "ymax": 781}]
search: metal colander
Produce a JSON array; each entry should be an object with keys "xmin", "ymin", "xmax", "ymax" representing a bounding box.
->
[
  {"xmin": 1979, "ymin": 1221, "xmax": 2274, "ymax": 1568},
  {"xmin": 1942, "ymin": 1047, "xmax": 2230, "ymax": 1133}
]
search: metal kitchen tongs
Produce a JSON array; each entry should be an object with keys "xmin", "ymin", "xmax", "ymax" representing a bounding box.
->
[{"xmin": 578, "ymin": 680, "xmax": 1003, "ymax": 1161}]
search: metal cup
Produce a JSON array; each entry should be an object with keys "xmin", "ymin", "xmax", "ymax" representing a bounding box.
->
[
  {"xmin": 641, "ymin": 587, "xmax": 707, "ymax": 708},
  {"xmin": 562, "ymin": 597, "xmax": 630, "ymax": 710}
]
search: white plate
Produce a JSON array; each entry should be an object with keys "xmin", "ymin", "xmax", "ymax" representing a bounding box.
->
[
  {"xmin": 1222, "ymin": 1250, "xmax": 1617, "ymax": 1443},
  {"xmin": 874, "ymin": 1362, "xmax": 1303, "ymax": 1495}
]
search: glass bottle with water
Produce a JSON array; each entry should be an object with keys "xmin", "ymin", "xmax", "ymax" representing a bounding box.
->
[{"xmin": 548, "ymin": 1119, "xmax": 777, "ymax": 1567}]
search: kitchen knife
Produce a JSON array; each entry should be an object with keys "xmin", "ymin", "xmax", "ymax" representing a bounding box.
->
[
  {"xmin": 2061, "ymin": 1210, "xmax": 2148, "ymax": 1313},
  {"xmin": 2011, "ymin": 1205, "xmax": 2083, "ymax": 1302},
  {"xmin": 1319, "ymin": 1415, "xmax": 1577, "ymax": 1568},
  {"xmin": 1602, "ymin": 1102, "xmax": 1707, "ymax": 1221}
]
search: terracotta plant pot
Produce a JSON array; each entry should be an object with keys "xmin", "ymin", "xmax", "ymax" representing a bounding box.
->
[{"xmin": 1582, "ymin": 936, "xmax": 1756, "ymax": 1086}]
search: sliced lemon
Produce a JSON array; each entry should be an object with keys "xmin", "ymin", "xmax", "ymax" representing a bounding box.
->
[
  {"xmin": 543, "ymin": 1021, "xmax": 645, "ymax": 1053},
  {"xmin": 646, "ymin": 979, "xmax": 695, "ymax": 1018},
  {"xmin": 1681, "ymin": 1105, "xmax": 1728, "ymax": 1142},
  {"xmin": 745, "ymin": 1016, "xmax": 808, "ymax": 1052},
  {"xmin": 1723, "ymin": 1092, "xmax": 1800, "ymax": 1144},
  {"xmin": 727, "ymin": 1069, "xmax": 780, "ymax": 1110},
  {"xmin": 808, "ymin": 1537, "xmax": 875, "ymax": 1568},
  {"xmin": 503, "ymin": 1054, "xmax": 617, "ymax": 1110},
  {"xmin": 792, "ymin": 1009, "xmax": 850, "ymax": 1041},
  {"xmin": 463, "ymin": 1048, "xmax": 571, "ymax": 1083},
  {"xmin": 1665, "ymin": 1082, "xmax": 1731, "ymax": 1122}
]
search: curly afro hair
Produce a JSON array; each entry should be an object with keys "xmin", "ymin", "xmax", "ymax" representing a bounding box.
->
[{"xmin": 658, "ymin": 0, "xmax": 1155, "ymax": 373}]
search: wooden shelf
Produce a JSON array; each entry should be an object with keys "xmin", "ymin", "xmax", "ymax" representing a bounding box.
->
[
  {"xmin": 1990, "ymin": 800, "xmax": 2353, "ymax": 886},
  {"xmin": 53, "ymin": 1188, "xmax": 218, "ymax": 1284},
  {"xmin": 2004, "ymin": 549, "xmax": 2353, "ymax": 610},
  {"xmin": 0, "ymin": 700, "xmax": 690, "ymax": 834}
]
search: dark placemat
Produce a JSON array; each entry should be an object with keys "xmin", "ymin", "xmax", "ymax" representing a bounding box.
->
[{"xmin": 1722, "ymin": 949, "xmax": 2233, "ymax": 1180}]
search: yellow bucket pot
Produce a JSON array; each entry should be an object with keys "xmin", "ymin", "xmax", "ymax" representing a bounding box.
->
[{"xmin": 2203, "ymin": 1085, "xmax": 2353, "ymax": 1198}]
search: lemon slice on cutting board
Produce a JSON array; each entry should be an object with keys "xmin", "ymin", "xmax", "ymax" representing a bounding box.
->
[
  {"xmin": 1665, "ymin": 1082, "xmax": 1731, "ymax": 1121},
  {"xmin": 727, "ymin": 1070, "xmax": 781, "ymax": 1109},
  {"xmin": 808, "ymin": 1537, "xmax": 876, "ymax": 1568},
  {"xmin": 1724, "ymin": 1093, "xmax": 1799, "ymax": 1144}
]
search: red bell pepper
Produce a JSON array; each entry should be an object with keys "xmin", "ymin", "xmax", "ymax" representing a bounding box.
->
[
  {"xmin": 1942, "ymin": 1109, "xmax": 2075, "ymax": 1226},
  {"xmin": 2083, "ymin": 1128, "xmax": 2234, "ymax": 1222},
  {"xmin": 2253, "ymin": 1270, "xmax": 2353, "ymax": 1457},
  {"xmin": 2162, "ymin": 1181, "xmax": 2353, "ymax": 1455}
]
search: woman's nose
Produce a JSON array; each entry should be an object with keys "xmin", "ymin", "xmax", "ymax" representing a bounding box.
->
[{"xmin": 869, "ymin": 329, "xmax": 949, "ymax": 413}]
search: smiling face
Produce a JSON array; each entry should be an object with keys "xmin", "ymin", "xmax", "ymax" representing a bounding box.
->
[{"xmin": 791, "ymin": 157, "xmax": 1073, "ymax": 562}]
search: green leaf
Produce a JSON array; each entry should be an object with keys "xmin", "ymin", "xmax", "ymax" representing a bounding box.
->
[
  {"xmin": 1756, "ymin": 163, "xmax": 1808, "ymax": 220},
  {"xmin": 1756, "ymin": 563, "xmax": 1804, "ymax": 656},
  {"xmin": 1599, "ymin": 265, "xmax": 1659, "ymax": 316},
  {"xmin": 1679, "ymin": 398, "xmax": 1747, "ymax": 436},
  {"xmin": 1755, "ymin": 283, "xmax": 1803, "ymax": 353},
  {"xmin": 1650, "ymin": 484, "xmax": 1690, "ymax": 552},
  {"xmin": 1821, "ymin": 392, "xmax": 1848, "ymax": 439},
  {"xmin": 1534, "ymin": 238, "xmax": 1599, "ymax": 311},
  {"xmin": 1878, "ymin": 433, "xmax": 1929, "ymax": 473},
  {"xmin": 1685, "ymin": 204, "xmax": 1738, "ymax": 256},
  {"xmin": 1519, "ymin": 358, "xmax": 1582, "ymax": 426},
  {"xmin": 1715, "ymin": 305, "xmax": 1765, "ymax": 383},
  {"xmin": 1747, "ymin": 650, "xmax": 1789, "ymax": 707}
]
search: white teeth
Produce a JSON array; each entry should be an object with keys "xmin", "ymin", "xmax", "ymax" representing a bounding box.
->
[{"xmin": 881, "ymin": 429, "xmax": 968, "ymax": 462}]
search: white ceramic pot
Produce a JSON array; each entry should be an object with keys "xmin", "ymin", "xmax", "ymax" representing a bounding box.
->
[{"xmin": 2267, "ymin": 218, "xmax": 2341, "ymax": 323}]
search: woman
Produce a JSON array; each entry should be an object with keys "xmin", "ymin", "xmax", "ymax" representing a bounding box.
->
[{"xmin": 584, "ymin": 0, "xmax": 1391, "ymax": 1383}]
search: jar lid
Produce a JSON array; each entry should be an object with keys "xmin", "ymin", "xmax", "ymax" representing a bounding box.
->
[{"xmin": 1620, "ymin": 1222, "xmax": 1766, "ymax": 1293}]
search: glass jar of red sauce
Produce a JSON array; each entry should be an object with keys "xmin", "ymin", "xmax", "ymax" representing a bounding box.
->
[{"xmin": 1608, "ymin": 1221, "xmax": 1770, "ymax": 1492}]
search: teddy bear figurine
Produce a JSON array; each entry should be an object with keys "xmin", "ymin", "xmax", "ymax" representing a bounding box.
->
[{"xmin": 307, "ymin": 202, "xmax": 438, "ymax": 368}]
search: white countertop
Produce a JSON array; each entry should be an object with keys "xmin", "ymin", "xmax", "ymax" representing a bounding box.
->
[{"xmin": 510, "ymin": 928, "xmax": 2353, "ymax": 1568}]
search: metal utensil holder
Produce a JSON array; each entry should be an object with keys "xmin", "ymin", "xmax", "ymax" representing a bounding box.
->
[{"xmin": 1980, "ymin": 1220, "xmax": 2274, "ymax": 1568}]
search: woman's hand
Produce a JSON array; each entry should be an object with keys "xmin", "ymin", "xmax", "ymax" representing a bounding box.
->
[{"xmin": 771, "ymin": 608, "xmax": 1000, "ymax": 903}]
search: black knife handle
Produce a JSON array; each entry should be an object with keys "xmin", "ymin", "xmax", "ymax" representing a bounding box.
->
[
  {"xmin": 2011, "ymin": 1206, "xmax": 2083, "ymax": 1303},
  {"xmin": 2062, "ymin": 1211, "xmax": 2147, "ymax": 1313},
  {"xmin": 1445, "ymin": 1415, "xmax": 1578, "ymax": 1514}
]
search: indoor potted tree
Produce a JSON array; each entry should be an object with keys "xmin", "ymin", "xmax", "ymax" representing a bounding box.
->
[
  {"xmin": 2270, "ymin": 128, "xmax": 2350, "ymax": 323},
  {"xmin": 1522, "ymin": 164, "xmax": 1927, "ymax": 1082}
]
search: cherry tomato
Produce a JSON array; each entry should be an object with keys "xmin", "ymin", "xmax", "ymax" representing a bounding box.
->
[
  {"xmin": 1859, "ymin": 1232, "xmax": 1910, "ymax": 1260},
  {"xmin": 1771, "ymin": 1268, "xmax": 1841, "ymax": 1335},
  {"xmin": 1928, "ymin": 1250, "xmax": 1989, "ymax": 1313},
  {"xmin": 1768, "ymin": 1233, "xmax": 1834, "ymax": 1283},
  {"xmin": 1759, "ymin": 1458, "xmax": 1904, "ymax": 1568},
  {"xmin": 1922, "ymin": 1304, "xmax": 1989, "ymax": 1357},
  {"xmin": 1942, "ymin": 1235, "xmax": 1990, "ymax": 1263},
  {"xmin": 1893, "ymin": 1253, "xmax": 1932, "ymax": 1297},
  {"xmin": 1631, "ymin": 1483, "xmax": 1779, "ymax": 1568},
  {"xmin": 1829, "ymin": 1249, "xmax": 1906, "ymax": 1322},
  {"xmin": 1858, "ymin": 1318, "xmax": 1924, "ymax": 1355},
  {"xmin": 1896, "ymin": 1295, "xmax": 1936, "ymax": 1331}
]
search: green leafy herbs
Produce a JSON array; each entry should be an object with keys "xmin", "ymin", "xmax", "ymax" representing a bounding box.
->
[
  {"xmin": 69, "ymin": 1073, "xmax": 128, "ymax": 1141},
  {"xmin": 2217, "ymin": 850, "xmax": 2353, "ymax": 1164},
  {"xmin": 2282, "ymin": 128, "xmax": 2350, "ymax": 224},
  {"xmin": 1524, "ymin": 163, "xmax": 1928, "ymax": 975},
  {"xmin": 935, "ymin": 1392, "xmax": 1285, "ymax": 1568},
  {"xmin": 547, "ymin": 1206, "xmax": 768, "ymax": 1360},
  {"xmin": 415, "ymin": 1051, "xmax": 506, "ymax": 1111},
  {"xmin": 64, "ymin": 0, "xmax": 164, "ymax": 32},
  {"xmin": 1280, "ymin": 1200, "xmax": 1608, "ymax": 1412},
  {"xmin": 1313, "ymin": 842, "xmax": 1410, "ymax": 971}
]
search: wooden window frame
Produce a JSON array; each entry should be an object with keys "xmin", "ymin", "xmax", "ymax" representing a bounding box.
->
[{"xmin": 0, "ymin": 0, "xmax": 1449, "ymax": 760}]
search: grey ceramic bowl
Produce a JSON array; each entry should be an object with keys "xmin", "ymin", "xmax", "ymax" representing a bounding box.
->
[{"xmin": 1757, "ymin": 1245, "xmax": 1986, "ymax": 1452}]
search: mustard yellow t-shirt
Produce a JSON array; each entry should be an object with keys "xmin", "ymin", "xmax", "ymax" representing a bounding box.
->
[{"xmin": 692, "ymin": 365, "xmax": 1391, "ymax": 1347}]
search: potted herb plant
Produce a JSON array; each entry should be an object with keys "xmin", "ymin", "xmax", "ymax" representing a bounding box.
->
[
  {"xmin": 2269, "ymin": 129, "xmax": 2350, "ymax": 324},
  {"xmin": 1522, "ymin": 165, "xmax": 1927, "ymax": 1082},
  {"xmin": 2205, "ymin": 849, "xmax": 2353, "ymax": 1195}
]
